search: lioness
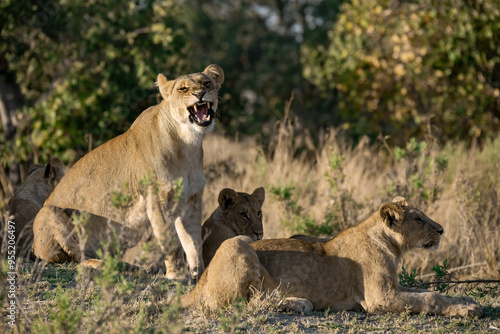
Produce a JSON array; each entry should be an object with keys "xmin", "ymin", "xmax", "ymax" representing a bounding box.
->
[
  {"xmin": 32, "ymin": 65, "xmax": 224, "ymax": 280},
  {"xmin": 182, "ymin": 197, "xmax": 481, "ymax": 317},
  {"xmin": 2, "ymin": 158, "xmax": 66, "ymax": 258}
]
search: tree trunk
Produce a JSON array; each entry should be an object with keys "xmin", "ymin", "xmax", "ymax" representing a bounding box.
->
[{"xmin": 0, "ymin": 58, "xmax": 24, "ymax": 201}]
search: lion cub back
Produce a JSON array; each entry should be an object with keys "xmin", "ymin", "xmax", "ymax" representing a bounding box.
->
[{"xmin": 202, "ymin": 187, "xmax": 265, "ymax": 267}]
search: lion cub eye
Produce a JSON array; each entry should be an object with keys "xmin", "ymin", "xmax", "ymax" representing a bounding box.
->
[
  {"xmin": 417, "ymin": 218, "xmax": 425, "ymax": 225},
  {"xmin": 178, "ymin": 86, "xmax": 188, "ymax": 92},
  {"xmin": 203, "ymin": 81, "xmax": 211, "ymax": 88},
  {"xmin": 240, "ymin": 212, "xmax": 249, "ymax": 220},
  {"xmin": 257, "ymin": 210, "xmax": 262, "ymax": 218}
]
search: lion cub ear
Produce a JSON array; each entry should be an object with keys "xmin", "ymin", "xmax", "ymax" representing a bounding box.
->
[
  {"xmin": 251, "ymin": 187, "xmax": 265, "ymax": 206},
  {"xmin": 44, "ymin": 158, "xmax": 65, "ymax": 185},
  {"xmin": 218, "ymin": 188, "xmax": 239, "ymax": 211},
  {"xmin": 156, "ymin": 73, "xmax": 173, "ymax": 100},
  {"xmin": 392, "ymin": 196, "xmax": 408, "ymax": 207},
  {"xmin": 380, "ymin": 202, "xmax": 405, "ymax": 229},
  {"xmin": 203, "ymin": 64, "xmax": 224, "ymax": 89}
]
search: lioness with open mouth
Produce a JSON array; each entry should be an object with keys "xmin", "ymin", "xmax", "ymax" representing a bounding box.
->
[{"xmin": 32, "ymin": 65, "xmax": 224, "ymax": 280}]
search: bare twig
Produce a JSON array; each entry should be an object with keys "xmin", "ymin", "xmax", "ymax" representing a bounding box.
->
[
  {"xmin": 423, "ymin": 279, "xmax": 500, "ymax": 285},
  {"xmin": 420, "ymin": 261, "xmax": 488, "ymax": 278}
]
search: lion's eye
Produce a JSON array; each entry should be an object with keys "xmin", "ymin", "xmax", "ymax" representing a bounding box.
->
[
  {"xmin": 203, "ymin": 81, "xmax": 211, "ymax": 88},
  {"xmin": 257, "ymin": 210, "xmax": 262, "ymax": 218},
  {"xmin": 417, "ymin": 218, "xmax": 425, "ymax": 225},
  {"xmin": 240, "ymin": 212, "xmax": 249, "ymax": 220},
  {"xmin": 178, "ymin": 86, "xmax": 188, "ymax": 92}
]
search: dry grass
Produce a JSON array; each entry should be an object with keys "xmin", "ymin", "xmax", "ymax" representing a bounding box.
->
[{"xmin": 1, "ymin": 115, "xmax": 499, "ymax": 332}]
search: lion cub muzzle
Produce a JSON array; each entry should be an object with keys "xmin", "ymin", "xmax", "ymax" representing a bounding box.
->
[{"xmin": 188, "ymin": 101, "xmax": 214, "ymax": 127}]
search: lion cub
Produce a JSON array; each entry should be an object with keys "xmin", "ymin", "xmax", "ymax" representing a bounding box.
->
[
  {"xmin": 202, "ymin": 187, "xmax": 265, "ymax": 267},
  {"xmin": 32, "ymin": 65, "xmax": 224, "ymax": 280},
  {"xmin": 2, "ymin": 158, "xmax": 66, "ymax": 258},
  {"xmin": 182, "ymin": 197, "xmax": 481, "ymax": 317}
]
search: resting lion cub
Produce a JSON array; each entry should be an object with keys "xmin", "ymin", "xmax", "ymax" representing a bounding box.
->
[
  {"xmin": 182, "ymin": 197, "xmax": 481, "ymax": 317},
  {"xmin": 32, "ymin": 65, "xmax": 224, "ymax": 280},
  {"xmin": 2, "ymin": 158, "xmax": 66, "ymax": 258}
]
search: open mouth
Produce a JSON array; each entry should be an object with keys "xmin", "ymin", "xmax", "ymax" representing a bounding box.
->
[{"xmin": 188, "ymin": 101, "xmax": 214, "ymax": 127}]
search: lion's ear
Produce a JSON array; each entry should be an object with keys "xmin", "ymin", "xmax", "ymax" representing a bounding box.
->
[
  {"xmin": 203, "ymin": 64, "xmax": 224, "ymax": 88},
  {"xmin": 44, "ymin": 162, "xmax": 56, "ymax": 182},
  {"xmin": 156, "ymin": 73, "xmax": 172, "ymax": 100},
  {"xmin": 380, "ymin": 203, "xmax": 405, "ymax": 229},
  {"xmin": 218, "ymin": 188, "xmax": 238, "ymax": 210},
  {"xmin": 251, "ymin": 187, "xmax": 265, "ymax": 206},
  {"xmin": 392, "ymin": 196, "xmax": 408, "ymax": 207},
  {"xmin": 44, "ymin": 158, "xmax": 66, "ymax": 185}
]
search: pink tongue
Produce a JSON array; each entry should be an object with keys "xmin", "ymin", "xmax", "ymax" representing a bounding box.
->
[{"xmin": 195, "ymin": 105, "xmax": 208, "ymax": 121}]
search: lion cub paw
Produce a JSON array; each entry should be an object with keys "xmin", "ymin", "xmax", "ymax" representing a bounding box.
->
[{"xmin": 281, "ymin": 297, "xmax": 313, "ymax": 313}]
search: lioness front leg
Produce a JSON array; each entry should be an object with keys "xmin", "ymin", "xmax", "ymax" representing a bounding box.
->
[
  {"xmin": 146, "ymin": 187, "xmax": 203, "ymax": 280},
  {"xmin": 174, "ymin": 193, "xmax": 204, "ymax": 280},
  {"xmin": 364, "ymin": 288, "xmax": 481, "ymax": 317},
  {"xmin": 145, "ymin": 188, "xmax": 181, "ymax": 278}
]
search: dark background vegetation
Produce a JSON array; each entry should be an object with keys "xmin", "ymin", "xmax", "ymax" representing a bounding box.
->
[{"xmin": 0, "ymin": 0, "xmax": 499, "ymax": 201}]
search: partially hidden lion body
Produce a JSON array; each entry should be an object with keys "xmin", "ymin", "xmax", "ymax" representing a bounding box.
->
[
  {"xmin": 182, "ymin": 197, "xmax": 480, "ymax": 317},
  {"xmin": 2, "ymin": 159, "xmax": 66, "ymax": 257},
  {"xmin": 32, "ymin": 65, "xmax": 224, "ymax": 280}
]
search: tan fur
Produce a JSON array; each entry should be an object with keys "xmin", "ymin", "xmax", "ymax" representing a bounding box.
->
[
  {"xmin": 289, "ymin": 234, "xmax": 331, "ymax": 243},
  {"xmin": 180, "ymin": 236, "xmax": 276, "ymax": 309},
  {"xmin": 183, "ymin": 197, "xmax": 481, "ymax": 317},
  {"xmin": 202, "ymin": 187, "xmax": 265, "ymax": 267},
  {"xmin": 32, "ymin": 65, "xmax": 224, "ymax": 280},
  {"xmin": 2, "ymin": 159, "xmax": 66, "ymax": 258}
]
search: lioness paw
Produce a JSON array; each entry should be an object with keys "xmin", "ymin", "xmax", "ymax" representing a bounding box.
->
[
  {"xmin": 281, "ymin": 297, "xmax": 313, "ymax": 313},
  {"xmin": 447, "ymin": 299, "xmax": 481, "ymax": 317}
]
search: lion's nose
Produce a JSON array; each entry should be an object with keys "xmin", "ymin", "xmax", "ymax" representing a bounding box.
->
[
  {"xmin": 192, "ymin": 90, "xmax": 205, "ymax": 100},
  {"xmin": 437, "ymin": 227, "xmax": 444, "ymax": 235},
  {"xmin": 254, "ymin": 232, "xmax": 263, "ymax": 240}
]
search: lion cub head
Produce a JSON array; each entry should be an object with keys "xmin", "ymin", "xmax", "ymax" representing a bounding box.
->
[
  {"xmin": 217, "ymin": 187, "xmax": 265, "ymax": 240},
  {"xmin": 156, "ymin": 64, "xmax": 224, "ymax": 133},
  {"xmin": 379, "ymin": 196, "xmax": 444, "ymax": 252},
  {"xmin": 7, "ymin": 158, "xmax": 67, "ymax": 212},
  {"xmin": 202, "ymin": 187, "xmax": 265, "ymax": 266}
]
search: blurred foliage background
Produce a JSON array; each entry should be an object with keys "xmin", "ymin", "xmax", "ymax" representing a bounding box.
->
[{"xmin": 0, "ymin": 0, "xmax": 499, "ymax": 197}]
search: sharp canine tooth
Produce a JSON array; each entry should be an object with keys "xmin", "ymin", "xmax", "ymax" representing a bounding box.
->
[{"xmin": 194, "ymin": 104, "xmax": 198, "ymax": 112}]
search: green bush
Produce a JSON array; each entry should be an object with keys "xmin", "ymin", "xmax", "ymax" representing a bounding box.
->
[
  {"xmin": 0, "ymin": 0, "xmax": 186, "ymax": 165},
  {"xmin": 302, "ymin": 0, "xmax": 500, "ymax": 144}
]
